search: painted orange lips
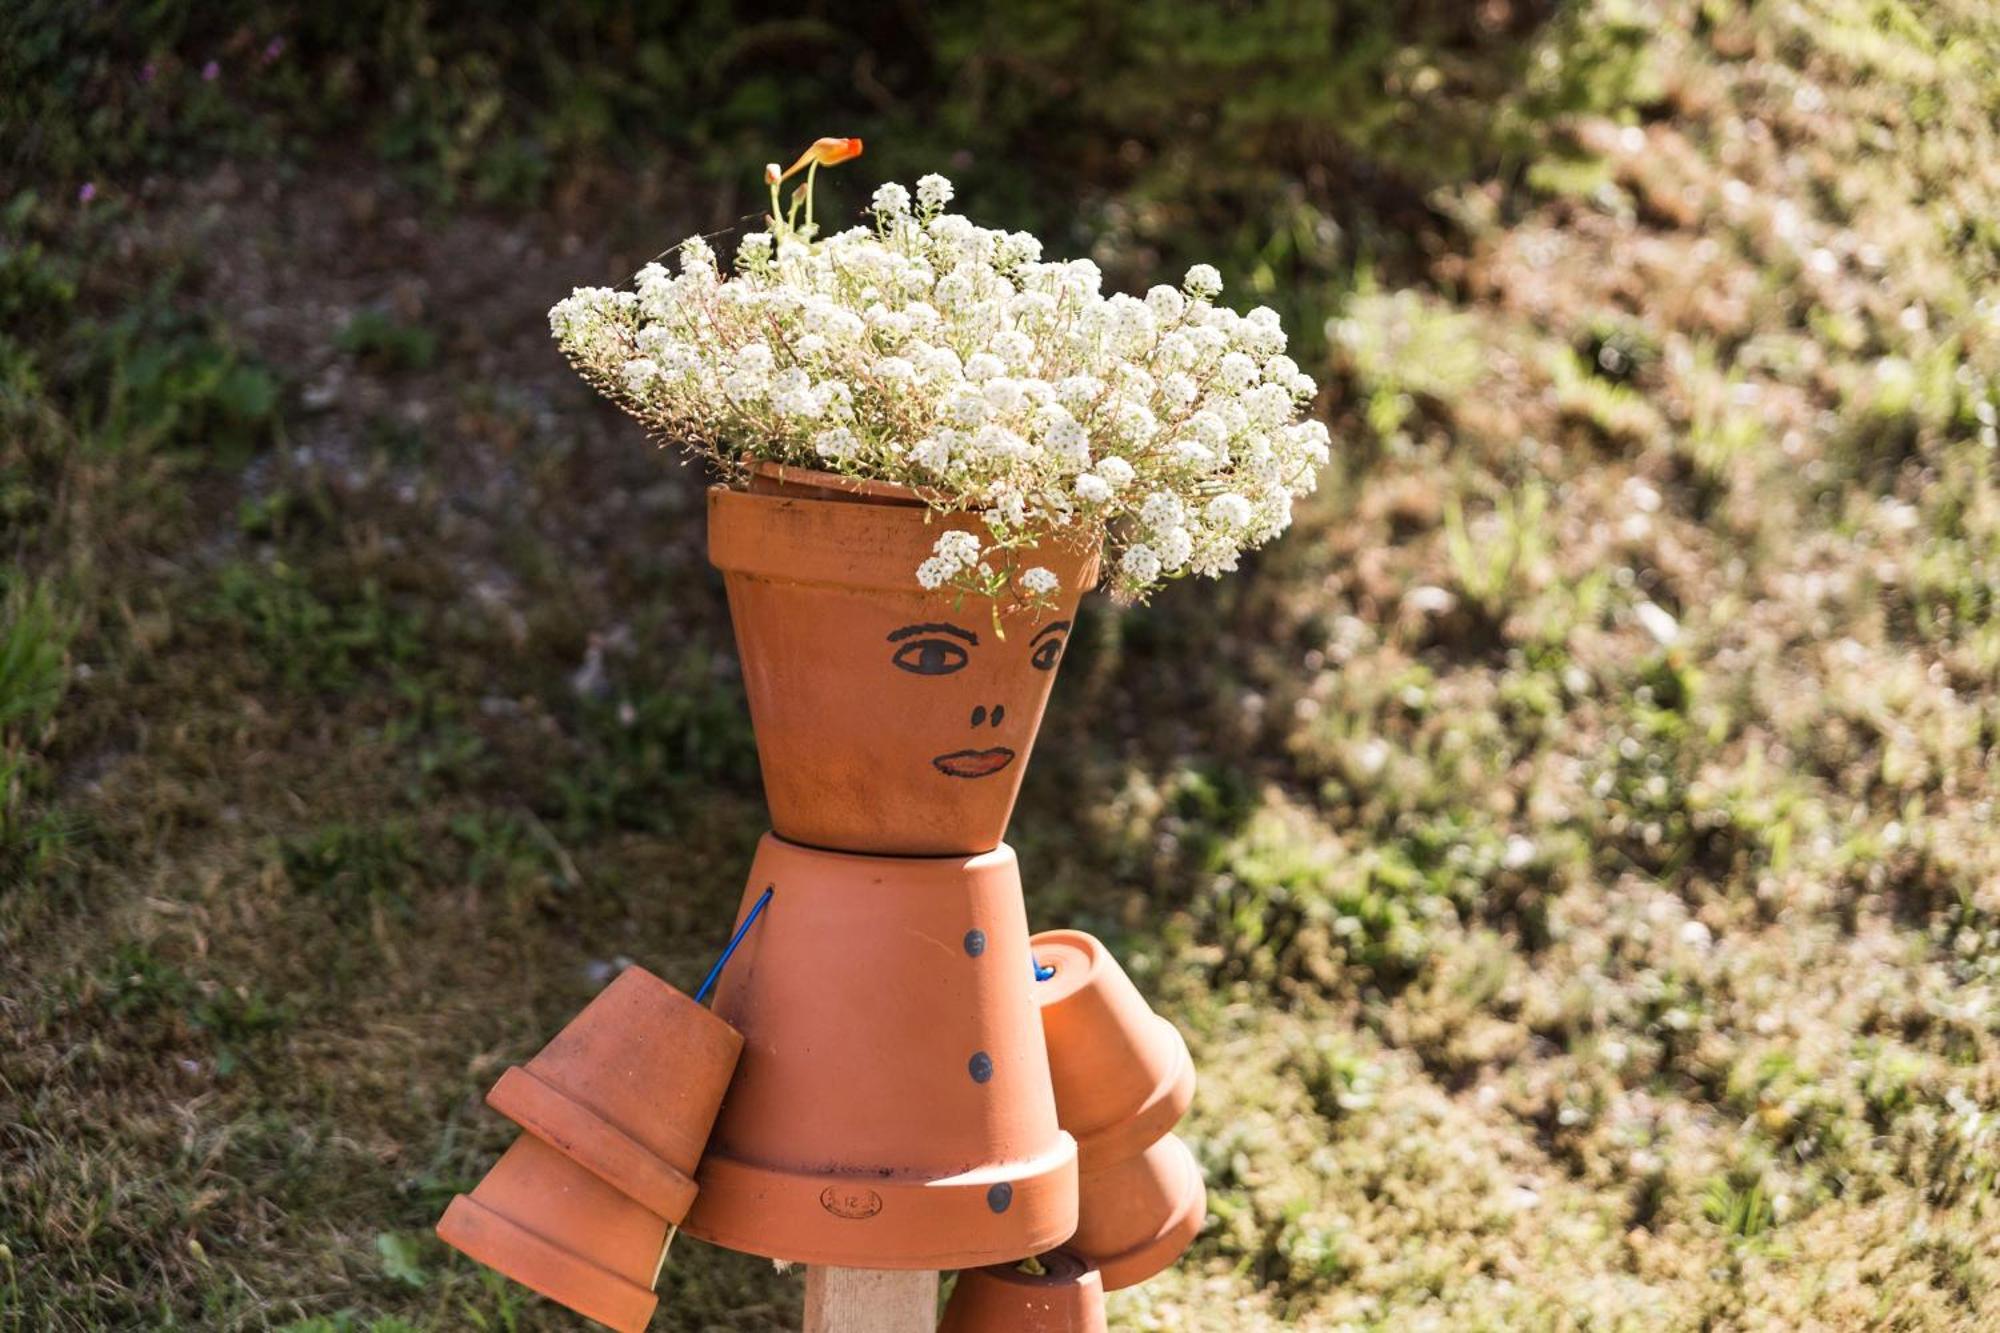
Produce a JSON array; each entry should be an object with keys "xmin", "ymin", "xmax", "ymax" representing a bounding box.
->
[{"xmin": 933, "ymin": 747, "xmax": 1016, "ymax": 779}]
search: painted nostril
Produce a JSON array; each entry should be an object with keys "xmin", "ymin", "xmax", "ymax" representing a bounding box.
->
[
  {"xmin": 970, "ymin": 705, "xmax": 987, "ymax": 727},
  {"xmin": 991, "ymin": 704, "xmax": 1006, "ymax": 726}
]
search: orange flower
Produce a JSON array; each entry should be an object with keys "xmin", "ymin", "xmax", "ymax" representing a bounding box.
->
[{"xmin": 776, "ymin": 137, "xmax": 863, "ymax": 182}]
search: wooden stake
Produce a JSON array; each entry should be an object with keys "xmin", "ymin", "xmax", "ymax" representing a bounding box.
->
[{"xmin": 803, "ymin": 1266, "xmax": 938, "ymax": 1333}]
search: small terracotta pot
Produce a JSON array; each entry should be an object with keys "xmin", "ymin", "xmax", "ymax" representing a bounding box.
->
[
  {"xmin": 708, "ymin": 481, "xmax": 1098, "ymax": 856},
  {"xmin": 1031, "ymin": 930, "xmax": 1195, "ymax": 1172},
  {"xmin": 485, "ymin": 966, "xmax": 742, "ymax": 1224},
  {"xmin": 437, "ymin": 1133, "xmax": 665, "ymax": 1333},
  {"xmin": 938, "ymin": 1250, "xmax": 1109, "ymax": 1333},
  {"xmin": 1069, "ymin": 1133, "xmax": 1207, "ymax": 1291},
  {"xmin": 680, "ymin": 833, "xmax": 1078, "ymax": 1268}
]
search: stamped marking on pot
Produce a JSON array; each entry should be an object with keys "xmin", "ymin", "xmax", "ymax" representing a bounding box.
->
[
  {"xmin": 818, "ymin": 1185, "xmax": 885, "ymax": 1220},
  {"xmin": 963, "ymin": 928, "xmax": 986, "ymax": 957},
  {"xmin": 986, "ymin": 1182, "xmax": 1013, "ymax": 1214},
  {"xmin": 968, "ymin": 1051, "xmax": 994, "ymax": 1084}
]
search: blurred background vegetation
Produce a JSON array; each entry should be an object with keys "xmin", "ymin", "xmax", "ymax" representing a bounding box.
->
[{"xmin": 4, "ymin": 1, "xmax": 1999, "ymax": 1329}]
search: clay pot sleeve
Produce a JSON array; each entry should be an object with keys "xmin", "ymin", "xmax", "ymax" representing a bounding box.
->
[{"xmin": 709, "ymin": 485, "xmax": 1101, "ymax": 591}]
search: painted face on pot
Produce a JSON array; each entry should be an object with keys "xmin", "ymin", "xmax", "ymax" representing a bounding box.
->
[{"xmin": 887, "ymin": 619, "xmax": 1069, "ymax": 781}]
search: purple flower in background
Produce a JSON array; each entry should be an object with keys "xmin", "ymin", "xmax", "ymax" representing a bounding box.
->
[
  {"xmin": 202, "ymin": 59, "xmax": 220, "ymax": 82},
  {"xmin": 140, "ymin": 61, "xmax": 157, "ymax": 84},
  {"xmin": 263, "ymin": 37, "xmax": 286, "ymax": 63},
  {"xmin": 78, "ymin": 183, "xmax": 97, "ymax": 204}
]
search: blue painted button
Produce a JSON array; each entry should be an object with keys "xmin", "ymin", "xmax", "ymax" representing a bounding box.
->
[
  {"xmin": 968, "ymin": 1051, "xmax": 993, "ymax": 1084},
  {"xmin": 963, "ymin": 928, "xmax": 986, "ymax": 957},
  {"xmin": 986, "ymin": 1182, "xmax": 1013, "ymax": 1213}
]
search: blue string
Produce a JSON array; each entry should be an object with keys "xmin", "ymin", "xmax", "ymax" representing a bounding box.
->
[
  {"xmin": 695, "ymin": 886, "xmax": 774, "ymax": 1005},
  {"xmin": 1033, "ymin": 953, "xmax": 1055, "ymax": 981}
]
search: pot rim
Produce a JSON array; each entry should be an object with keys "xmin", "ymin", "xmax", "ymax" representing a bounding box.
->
[
  {"xmin": 745, "ymin": 458, "xmax": 939, "ymax": 505},
  {"xmin": 977, "ymin": 1247, "xmax": 1099, "ymax": 1287},
  {"xmin": 486, "ymin": 1066, "xmax": 703, "ymax": 1222},
  {"xmin": 684, "ymin": 1133, "xmax": 1080, "ymax": 1269},
  {"xmin": 1027, "ymin": 928, "xmax": 1106, "ymax": 1005},
  {"xmin": 708, "ymin": 484, "xmax": 1102, "ymax": 596}
]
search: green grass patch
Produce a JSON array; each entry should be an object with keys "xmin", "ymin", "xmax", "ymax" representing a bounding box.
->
[{"xmin": 207, "ymin": 559, "xmax": 424, "ymax": 693}]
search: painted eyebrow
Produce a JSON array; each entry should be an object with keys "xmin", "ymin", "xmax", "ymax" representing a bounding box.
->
[
  {"xmin": 1030, "ymin": 620, "xmax": 1072, "ymax": 643},
  {"xmin": 887, "ymin": 622, "xmax": 979, "ymax": 645}
]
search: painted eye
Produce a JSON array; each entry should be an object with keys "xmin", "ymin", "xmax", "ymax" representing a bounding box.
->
[
  {"xmin": 893, "ymin": 638, "xmax": 969, "ymax": 676},
  {"xmin": 1030, "ymin": 638, "xmax": 1064, "ymax": 671}
]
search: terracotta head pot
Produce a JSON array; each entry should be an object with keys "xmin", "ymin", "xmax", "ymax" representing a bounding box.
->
[
  {"xmin": 939, "ymin": 1250, "xmax": 1109, "ymax": 1333},
  {"xmin": 708, "ymin": 479, "xmax": 1098, "ymax": 856},
  {"xmin": 1069, "ymin": 1133, "xmax": 1207, "ymax": 1291},
  {"xmin": 681, "ymin": 833, "xmax": 1078, "ymax": 1268},
  {"xmin": 485, "ymin": 966, "xmax": 742, "ymax": 1223},
  {"xmin": 437, "ymin": 1133, "xmax": 665, "ymax": 1333},
  {"xmin": 1031, "ymin": 929, "xmax": 1195, "ymax": 1172}
]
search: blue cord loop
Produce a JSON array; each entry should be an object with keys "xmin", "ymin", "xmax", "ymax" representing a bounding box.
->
[
  {"xmin": 1033, "ymin": 953, "xmax": 1055, "ymax": 981},
  {"xmin": 695, "ymin": 886, "xmax": 774, "ymax": 1005}
]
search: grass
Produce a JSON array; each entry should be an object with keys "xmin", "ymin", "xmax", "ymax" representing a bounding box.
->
[
  {"xmin": 0, "ymin": 577, "xmax": 73, "ymax": 883},
  {"xmin": 5, "ymin": 0, "xmax": 2000, "ymax": 1328}
]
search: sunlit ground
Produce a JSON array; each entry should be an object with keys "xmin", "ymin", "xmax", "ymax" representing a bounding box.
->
[{"xmin": 4, "ymin": 3, "xmax": 1998, "ymax": 1328}]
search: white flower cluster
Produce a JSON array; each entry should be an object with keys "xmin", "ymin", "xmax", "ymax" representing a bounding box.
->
[
  {"xmin": 550, "ymin": 176, "xmax": 1329, "ymax": 600},
  {"xmin": 918, "ymin": 527, "xmax": 985, "ymax": 589}
]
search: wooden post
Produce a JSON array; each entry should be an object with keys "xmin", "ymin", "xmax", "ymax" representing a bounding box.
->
[{"xmin": 803, "ymin": 1266, "xmax": 938, "ymax": 1333}]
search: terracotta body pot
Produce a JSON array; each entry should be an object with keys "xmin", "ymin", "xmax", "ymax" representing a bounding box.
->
[
  {"xmin": 437, "ymin": 1133, "xmax": 665, "ymax": 1333},
  {"xmin": 938, "ymin": 1251, "xmax": 1109, "ymax": 1333},
  {"xmin": 485, "ymin": 965, "xmax": 742, "ymax": 1223},
  {"xmin": 1069, "ymin": 1133, "xmax": 1207, "ymax": 1291},
  {"xmin": 1031, "ymin": 929, "xmax": 1195, "ymax": 1172},
  {"xmin": 681, "ymin": 833, "xmax": 1078, "ymax": 1268},
  {"xmin": 708, "ymin": 480, "xmax": 1098, "ymax": 856}
]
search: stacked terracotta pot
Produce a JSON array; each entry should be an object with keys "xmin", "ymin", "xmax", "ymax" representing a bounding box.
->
[
  {"xmin": 684, "ymin": 471, "xmax": 1095, "ymax": 1275},
  {"xmin": 1029, "ymin": 930, "xmax": 1204, "ymax": 1292},
  {"xmin": 437, "ymin": 968, "xmax": 743, "ymax": 1332},
  {"xmin": 437, "ymin": 465, "xmax": 1206, "ymax": 1330}
]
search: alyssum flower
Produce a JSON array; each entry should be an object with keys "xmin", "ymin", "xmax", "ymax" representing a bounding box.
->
[{"xmin": 551, "ymin": 145, "xmax": 1330, "ymax": 603}]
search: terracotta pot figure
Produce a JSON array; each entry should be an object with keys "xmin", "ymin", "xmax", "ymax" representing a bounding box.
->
[
  {"xmin": 680, "ymin": 833, "xmax": 1078, "ymax": 1268},
  {"xmin": 708, "ymin": 477, "xmax": 1098, "ymax": 857}
]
